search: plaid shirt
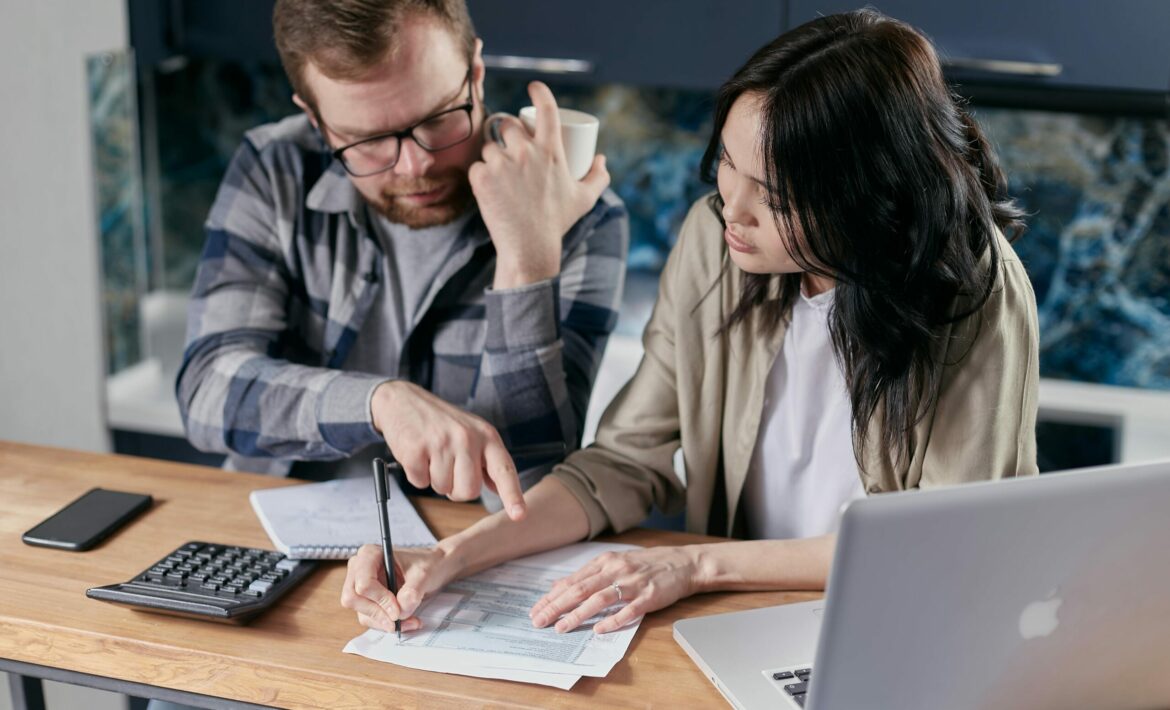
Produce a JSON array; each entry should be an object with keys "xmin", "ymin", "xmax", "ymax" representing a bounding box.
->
[{"xmin": 177, "ymin": 115, "xmax": 628, "ymax": 476}]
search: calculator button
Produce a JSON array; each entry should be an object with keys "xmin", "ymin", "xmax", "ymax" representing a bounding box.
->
[
  {"xmin": 248, "ymin": 580, "xmax": 275, "ymax": 594},
  {"xmin": 87, "ymin": 541, "xmax": 316, "ymax": 624}
]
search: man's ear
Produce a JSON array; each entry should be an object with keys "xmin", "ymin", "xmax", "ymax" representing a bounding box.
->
[
  {"xmin": 471, "ymin": 37, "xmax": 486, "ymax": 102},
  {"xmin": 293, "ymin": 93, "xmax": 318, "ymax": 131}
]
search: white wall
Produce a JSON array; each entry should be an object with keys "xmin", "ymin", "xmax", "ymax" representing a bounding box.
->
[{"xmin": 0, "ymin": 0, "xmax": 126, "ymax": 452}]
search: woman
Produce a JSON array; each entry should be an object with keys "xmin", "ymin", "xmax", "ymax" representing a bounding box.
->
[{"xmin": 341, "ymin": 9, "xmax": 1039, "ymax": 636}]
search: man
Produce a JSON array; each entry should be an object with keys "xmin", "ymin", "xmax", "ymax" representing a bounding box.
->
[{"xmin": 176, "ymin": 0, "xmax": 628, "ymax": 521}]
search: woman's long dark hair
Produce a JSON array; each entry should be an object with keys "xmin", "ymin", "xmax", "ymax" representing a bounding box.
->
[{"xmin": 703, "ymin": 9, "xmax": 1024, "ymax": 466}]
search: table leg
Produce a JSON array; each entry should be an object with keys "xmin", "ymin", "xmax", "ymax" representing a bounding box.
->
[{"xmin": 7, "ymin": 674, "xmax": 46, "ymax": 710}]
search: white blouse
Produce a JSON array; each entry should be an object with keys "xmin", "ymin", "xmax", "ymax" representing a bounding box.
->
[{"xmin": 742, "ymin": 288, "xmax": 866, "ymax": 540}]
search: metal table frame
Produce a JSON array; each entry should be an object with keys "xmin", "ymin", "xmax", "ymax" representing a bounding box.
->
[{"xmin": 3, "ymin": 658, "xmax": 272, "ymax": 710}]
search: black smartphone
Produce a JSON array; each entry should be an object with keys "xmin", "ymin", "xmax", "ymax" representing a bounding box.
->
[{"xmin": 22, "ymin": 488, "xmax": 153, "ymax": 551}]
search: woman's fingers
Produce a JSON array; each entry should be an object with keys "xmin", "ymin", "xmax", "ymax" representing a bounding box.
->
[
  {"xmin": 357, "ymin": 612, "xmax": 424, "ymax": 634},
  {"xmin": 553, "ymin": 583, "xmax": 623, "ymax": 633},
  {"xmin": 592, "ymin": 596, "xmax": 648, "ymax": 635},
  {"xmin": 531, "ymin": 573, "xmax": 609, "ymax": 628}
]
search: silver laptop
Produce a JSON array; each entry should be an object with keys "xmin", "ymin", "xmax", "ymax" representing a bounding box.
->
[{"xmin": 674, "ymin": 460, "xmax": 1170, "ymax": 710}]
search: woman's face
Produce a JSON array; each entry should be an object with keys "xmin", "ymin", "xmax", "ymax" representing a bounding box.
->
[{"xmin": 716, "ymin": 93, "xmax": 804, "ymax": 276}]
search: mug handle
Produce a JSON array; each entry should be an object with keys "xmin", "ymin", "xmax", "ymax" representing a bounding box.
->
[{"xmin": 484, "ymin": 112, "xmax": 511, "ymax": 148}]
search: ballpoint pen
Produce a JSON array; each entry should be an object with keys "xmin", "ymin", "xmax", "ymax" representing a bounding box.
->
[
  {"xmin": 372, "ymin": 457, "xmax": 402, "ymax": 641},
  {"xmin": 371, "ymin": 441, "xmax": 567, "ymax": 640}
]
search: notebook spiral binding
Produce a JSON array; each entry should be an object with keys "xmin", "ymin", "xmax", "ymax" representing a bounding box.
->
[{"xmin": 287, "ymin": 544, "xmax": 359, "ymax": 560}]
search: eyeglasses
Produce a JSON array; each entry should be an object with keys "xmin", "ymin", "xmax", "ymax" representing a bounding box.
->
[{"xmin": 326, "ymin": 67, "xmax": 475, "ymax": 178}]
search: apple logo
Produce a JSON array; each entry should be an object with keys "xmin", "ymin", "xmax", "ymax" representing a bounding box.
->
[{"xmin": 1018, "ymin": 592, "xmax": 1062, "ymax": 640}]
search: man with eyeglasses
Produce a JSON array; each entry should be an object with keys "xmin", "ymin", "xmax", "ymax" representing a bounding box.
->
[{"xmin": 176, "ymin": 0, "xmax": 628, "ymax": 521}]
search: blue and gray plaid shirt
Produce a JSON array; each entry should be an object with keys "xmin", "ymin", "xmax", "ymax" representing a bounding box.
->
[{"xmin": 176, "ymin": 115, "xmax": 628, "ymax": 477}]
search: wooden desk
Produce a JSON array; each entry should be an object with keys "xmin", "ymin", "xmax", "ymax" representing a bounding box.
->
[{"xmin": 0, "ymin": 442, "xmax": 819, "ymax": 708}]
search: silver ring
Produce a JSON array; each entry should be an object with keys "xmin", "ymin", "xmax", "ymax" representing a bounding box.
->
[{"xmin": 611, "ymin": 583, "xmax": 623, "ymax": 602}]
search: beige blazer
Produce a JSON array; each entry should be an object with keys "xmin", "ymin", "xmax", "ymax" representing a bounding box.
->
[{"xmin": 551, "ymin": 196, "xmax": 1040, "ymax": 538}]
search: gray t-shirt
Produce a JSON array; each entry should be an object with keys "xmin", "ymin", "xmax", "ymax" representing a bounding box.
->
[
  {"xmin": 344, "ymin": 209, "xmax": 473, "ymax": 376},
  {"xmin": 294, "ymin": 209, "xmax": 473, "ymax": 481}
]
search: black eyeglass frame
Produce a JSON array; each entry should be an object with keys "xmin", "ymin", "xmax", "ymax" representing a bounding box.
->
[{"xmin": 324, "ymin": 65, "xmax": 476, "ymax": 178}]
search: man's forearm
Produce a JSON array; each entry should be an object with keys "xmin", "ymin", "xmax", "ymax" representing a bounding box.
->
[
  {"xmin": 178, "ymin": 340, "xmax": 386, "ymax": 458},
  {"xmin": 439, "ymin": 477, "xmax": 591, "ymax": 579}
]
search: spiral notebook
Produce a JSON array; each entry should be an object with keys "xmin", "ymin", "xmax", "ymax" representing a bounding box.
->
[{"xmin": 249, "ymin": 476, "xmax": 437, "ymax": 559}]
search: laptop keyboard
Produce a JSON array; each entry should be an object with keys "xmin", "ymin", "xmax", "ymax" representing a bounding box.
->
[{"xmin": 766, "ymin": 666, "xmax": 813, "ymax": 707}]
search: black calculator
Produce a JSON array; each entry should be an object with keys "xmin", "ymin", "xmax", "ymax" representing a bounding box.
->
[{"xmin": 87, "ymin": 541, "xmax": 316, "ymax": 624}]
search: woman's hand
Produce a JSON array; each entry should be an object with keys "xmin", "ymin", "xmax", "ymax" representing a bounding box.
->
[
  {"xmin": 529, "ymin": 546, "xmax": 703, "ymax": 635},
  {"xmin": 340, "ymin": 543, "xmax": 464, "ymax": 633}
]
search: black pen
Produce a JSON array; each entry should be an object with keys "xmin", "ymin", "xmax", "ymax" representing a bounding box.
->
[{"xmin": 372, "ymin": 457, "xmax": 401, "ymax": 641}]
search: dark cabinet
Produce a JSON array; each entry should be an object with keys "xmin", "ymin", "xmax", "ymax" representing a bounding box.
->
[
  {"xmin": 467, "ymin": 0, "xmax": 784, "ymax": 90},
  {"xmin": 129, "ymin": 0, "xmax": 280, "ymax": 67},
  {"xmin": 129, "ymin": 1, "xmax": 1170, "ymax": 96},
  {"xmin": 132, "ymin": 0, "xmax": 784, "ymax": 91},
  {"xmin": 787, "ymin": 0, "xmax": 1170, "ymax": 94}
]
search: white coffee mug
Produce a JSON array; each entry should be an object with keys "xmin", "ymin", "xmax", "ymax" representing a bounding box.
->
[
  {"xmin": 519, "ymin": 106, "xmax": 599, "ymax": 181},
  {"xmin": 485, "ymin": 107, "xmax": 599, "ymax": 181}
]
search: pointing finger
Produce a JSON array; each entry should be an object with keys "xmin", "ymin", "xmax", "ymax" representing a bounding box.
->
[{"xmin": 483, "ymin": 435, "xmax": 525, "ymax": 521}]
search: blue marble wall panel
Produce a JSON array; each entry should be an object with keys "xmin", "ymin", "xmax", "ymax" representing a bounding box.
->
[
  {"xmin": 88, "ymin": 51, "xmax": 143, "ymax": 374},
  {"xmin": 94, "ymin": 57, "xmax": 1170, "ymax": 391},
  {"xmin": 976, "ymin": 109, "xmax": 1170, "ymax": 390}
]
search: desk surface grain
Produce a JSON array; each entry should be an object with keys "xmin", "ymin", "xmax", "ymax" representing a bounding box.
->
[{"xmin": 0, "ymin": 441, "xmax": 819, "ymax": 708}]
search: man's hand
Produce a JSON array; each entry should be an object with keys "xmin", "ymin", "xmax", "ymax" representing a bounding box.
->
[
  {"xmin": 340, "ymin": 544, "xmax": 462, "ymax": 632},
  {"xmin": 371, "ymin": 380, "xmax": 526, "ymax": 521},
  {"xmin": 469, "ymin": 81, "xmax": 610, "ymax": 290}
]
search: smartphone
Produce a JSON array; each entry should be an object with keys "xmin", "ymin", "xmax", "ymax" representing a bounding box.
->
[{"xmin": 22, "ymin": 488, "xmax": 153, "ymax": 551}]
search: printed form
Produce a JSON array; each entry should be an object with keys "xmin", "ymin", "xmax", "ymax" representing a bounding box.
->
[{"xmin": 344, "ymin": 541, "xmax": 644, "ymax": 689}]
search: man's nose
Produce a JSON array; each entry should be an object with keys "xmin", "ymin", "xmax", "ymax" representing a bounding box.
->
[{"xmin": 393, "ymin": 137, "xmax": 435, "ymax": 177}]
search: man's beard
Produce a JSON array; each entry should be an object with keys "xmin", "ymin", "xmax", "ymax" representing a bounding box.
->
[{"xmin": 367, "ymin": 169, "xmax": 475, "ymax": 228}]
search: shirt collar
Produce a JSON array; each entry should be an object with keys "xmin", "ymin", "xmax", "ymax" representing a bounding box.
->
[{"xmin": 306, "ymin": 160, "xmax": 364, "ymax": 217}]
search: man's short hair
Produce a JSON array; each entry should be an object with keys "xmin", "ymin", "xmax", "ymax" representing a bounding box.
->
[{"xmin": 273, "ymin": 0, "xmax": 477, "ymax": 110}]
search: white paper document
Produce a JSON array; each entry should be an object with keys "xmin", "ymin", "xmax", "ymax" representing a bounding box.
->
[{"xmin": 344, "ymin": 541, "xmax": 644, "ymax": 689}]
